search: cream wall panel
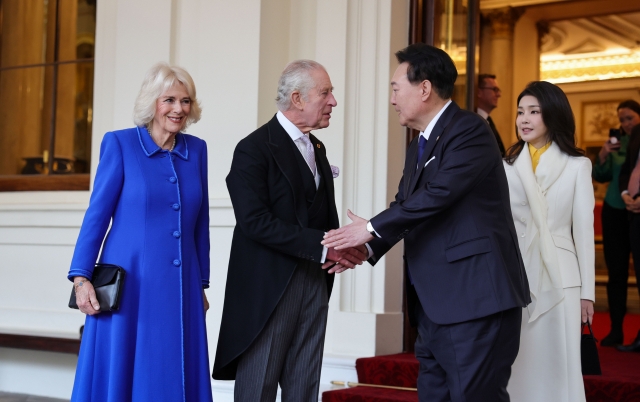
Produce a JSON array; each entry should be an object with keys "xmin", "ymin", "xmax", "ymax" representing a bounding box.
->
[
  {"xmin": 0, "ymin": 348, "xmax": 76, "ymax": 399},
  {"xmin": 289, "ymin": 0, "xmax": 317, "ymax": 60},
  {"xmin": 111, "ymin": 0, "xmax": 172, "ymax": 131},
  {"xmin": 171, "ymin": 0, "xmax": 262, "ymax": 200},
  {"xmin": 0, "ymin": 243, "xmax": 83, "ymax": 338},
  {"xmin": 257, "ymin": 0, "xmax": 291, "ymax": 126},
  {"xmin": 342, "ymin": 0, "xmax": 380, "ymax": 314},
  {"xmin": 0, "ymin": 229, "xmax": 79, "ymax": 246},
  {"xmin": 314, "ymin": 0, "xmax": 349, "ymax": 221},
  {"xmin": 0, "ymin": 210, "xmax": 84, "ymax": 228}
]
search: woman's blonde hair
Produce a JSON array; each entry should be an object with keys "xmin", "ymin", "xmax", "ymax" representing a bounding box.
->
[{"xmin": 133, "ymin": 62, "xmax": 202, "ymax": 130}]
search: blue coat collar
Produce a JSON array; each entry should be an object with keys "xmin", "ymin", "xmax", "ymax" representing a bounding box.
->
[{"xmin": 136, "ymin": 126, "xmax": 189, "ymax": 160}]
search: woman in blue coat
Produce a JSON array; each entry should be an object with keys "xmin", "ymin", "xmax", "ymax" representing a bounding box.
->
[{"xmin": 68, "ymin": 63, "xmax": 212, "ymax": 401}]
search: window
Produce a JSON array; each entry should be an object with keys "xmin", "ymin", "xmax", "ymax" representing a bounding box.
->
[{"xmin": 0, "ymin": 0, "xmax": 96, "ymax": 191}]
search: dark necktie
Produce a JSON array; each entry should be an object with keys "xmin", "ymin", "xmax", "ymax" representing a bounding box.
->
[
  {"xmin": 417, "ymin": 135, "xmax": 427, "ymax": 169},
  {"xmin": 486, "ymin": 116, "xmax": 506, "ymax": 156},
  {"xmin": 407, "ymin": 135, "xmax": 428, "ymax": 285},
  {"xmin": 486, "ymin": 116, "xmax": 496, "ymax": 129}
]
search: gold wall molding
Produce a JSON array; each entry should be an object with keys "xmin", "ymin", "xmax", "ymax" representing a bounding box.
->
[{"xmin": 541, "ymin": 52, "xmax": 640, "ymax": 83}]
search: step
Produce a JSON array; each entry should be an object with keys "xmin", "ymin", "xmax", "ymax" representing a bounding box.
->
[
  {"xmin": 322, "ymin": 387, "xmax": 417, "ymax": 402},
  {"xmin": 356, "ymin": 353, "xmax": 418, "ymax": 388}
]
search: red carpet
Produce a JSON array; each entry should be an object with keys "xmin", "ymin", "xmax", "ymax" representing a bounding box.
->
[{"xmin": 323, "ymin": 312, "xmax": 640, "ymax": 402}]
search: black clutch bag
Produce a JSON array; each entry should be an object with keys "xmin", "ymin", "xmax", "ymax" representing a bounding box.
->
[
  {"xmin": 581, "ymin": 321, "xmax": 602, "ymax": 375},
  {"xmin": 69, "ymin": 264, "xmax": 125, "ymax": 311}
]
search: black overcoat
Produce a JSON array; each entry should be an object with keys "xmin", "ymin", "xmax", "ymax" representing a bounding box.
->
[{"xmin": 212, "ymin": 114, "xmax": 339, "ymax": 380}]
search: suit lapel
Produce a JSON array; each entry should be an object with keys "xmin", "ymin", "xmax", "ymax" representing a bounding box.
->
[
  {"xmin": 310, "ymin": 134, "xmax": 339, "ymax": 228},
  {"xmin": 265, "ymin": 116, "xmax": 308, "ymax": 227},
  {"xmin": 408, "ymin": 102, "xmax": 460, "ymax": 192}
]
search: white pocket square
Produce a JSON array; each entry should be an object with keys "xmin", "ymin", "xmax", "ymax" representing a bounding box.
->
[{"xmin": 424, "ymin": 156, "xmax": 435, "ymax": 167}]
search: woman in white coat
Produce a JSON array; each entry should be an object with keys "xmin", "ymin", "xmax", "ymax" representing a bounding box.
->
[{"xmin": 504, "ymin": 81, "xmax": 595, "ymax": 402}]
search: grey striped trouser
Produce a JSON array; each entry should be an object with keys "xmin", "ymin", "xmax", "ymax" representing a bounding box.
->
[{"xmin": 234, "ymin": 260, "xmax": 329, "ymax": 402}]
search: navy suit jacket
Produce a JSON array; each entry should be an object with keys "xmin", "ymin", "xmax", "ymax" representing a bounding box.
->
[{"xmin": 369, "ymin": 102, "xmax": 530, "ymax": 325}]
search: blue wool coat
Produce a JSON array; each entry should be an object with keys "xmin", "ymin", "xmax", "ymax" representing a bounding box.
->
[{"xmin": 68, "ymin": 127, "xmax": 212, "ymax": 402}]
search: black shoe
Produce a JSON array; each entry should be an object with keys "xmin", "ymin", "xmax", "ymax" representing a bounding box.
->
[
  {"xmin": 616, "ymin": 330, "xmax": 640, "ymax": 352},
  {"xmin": 601, "ymin": 331, "xmax": 623, "ymax": 347}
]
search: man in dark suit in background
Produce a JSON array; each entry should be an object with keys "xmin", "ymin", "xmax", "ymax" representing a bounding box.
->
[
  {"xmin": 213, "ymin": 60, "xmax": 366, "ymax": 401},
  {"xmin": 477, "ymin": 73, "xmax": 506, "ymax": 156},
  {"xmin": 323, "ymin": 44, "xmax": 530, "ymax": 401}
]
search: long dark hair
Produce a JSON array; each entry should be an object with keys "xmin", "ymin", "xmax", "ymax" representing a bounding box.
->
[
  {"xmin": 504, "ymin": 81, "xmax": 584, "ymax": 164},
  {"xmin": 618, "ymin": 100, "xmax": 640, "ymax": 116}
]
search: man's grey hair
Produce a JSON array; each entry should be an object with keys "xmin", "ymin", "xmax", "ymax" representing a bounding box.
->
[{"xmin": 275, "ymin": 60, "xmax": 326, "ymax": 111}]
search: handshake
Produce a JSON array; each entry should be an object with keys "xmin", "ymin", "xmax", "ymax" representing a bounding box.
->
[
  {"xmin": 322, "ymin": 245, "xmax": 368, "ymax": 274},
  {"xmin": 321, "ymin": 210, "xmax": 374, "ymax": 274}
]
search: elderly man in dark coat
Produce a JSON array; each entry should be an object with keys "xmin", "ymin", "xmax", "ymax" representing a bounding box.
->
[{"xmin": 212, "ymin": 60, "xmax": 366, "ymax": 402}]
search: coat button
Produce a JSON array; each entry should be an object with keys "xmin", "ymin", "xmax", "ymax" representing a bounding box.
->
[
  {"xmin": 172, "ymin": 203, "xmax": 180, "ymax": 211},
  {"xmin": 173, "ymin": 259, "xmax": 181, "ymax": 267},
  {"xmin": 521, "ymin": 201, "xmax": 527, "ymax": 206},
  {"xmin": 521, "ymin": 233, "xmax": 526, "ymax": 237},
  {"xmin": 169, "ymin": 177, "xmax": 177, "ymax": 183},
  {"xmin": 520, "ymin": 217, "xmax": 526, "ymax": 222},
  {"xmin": 173, "ymin": 231, "xmax": 181, "ymax": 238}
]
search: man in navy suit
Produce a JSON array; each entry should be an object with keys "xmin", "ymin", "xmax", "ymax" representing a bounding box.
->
[{"xmin": 323, "ymin": 44, "xmax": 530, "ymax": 401}]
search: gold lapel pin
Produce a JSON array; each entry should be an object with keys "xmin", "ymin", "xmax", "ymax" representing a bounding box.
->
[{"xmin": 317, "ymin": 144, "xmax": 321, "ymax": 148}]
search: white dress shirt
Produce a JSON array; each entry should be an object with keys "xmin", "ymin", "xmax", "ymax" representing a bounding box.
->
[
  {"xmin": 276, "ymin": 111, "xmax": 320, "ymax": 188},
  {"xmin": 276, "ymin": 111, "xmax": 328, "ymax": 262},
  {"xmin": 368, "ymin": 100, "xmax": 453, "ymax": 238},
  {"xmin": 476, "ymin": 107, "xmax": 489, "ymax": 120}
]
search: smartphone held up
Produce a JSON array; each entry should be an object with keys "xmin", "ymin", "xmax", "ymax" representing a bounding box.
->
[{"xmin": 609, "ymin": 128, "xmax": 622, "ymax": 147}]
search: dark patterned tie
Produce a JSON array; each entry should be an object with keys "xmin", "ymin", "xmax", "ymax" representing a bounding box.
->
[
  {"xmin": 416, "ymin": 135, "xmax": 427, "ymax": 169},
  {"xmin": 408, "ymin": 134, "xmax": 428, "ymax": 285}
]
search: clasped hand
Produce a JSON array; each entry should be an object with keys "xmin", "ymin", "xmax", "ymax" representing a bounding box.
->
[
  {"xmin": 322, "ymin": 210, "xmax": 374, "ymax": 250},
  {"xmin": 323, "ymin": 245, "xmax": 368, "ymax": 274},
  {"xmin": 622, "ymin": 193, "xmax": 640, "ymax": 213},
  {"xmin": 321, "ymin": 210, "xmax": 374, "ymax": 274}
]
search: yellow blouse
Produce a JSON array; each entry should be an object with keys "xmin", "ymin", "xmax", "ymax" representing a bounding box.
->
[{"xmin": 529, "ymin": 142, "xmax": 551, "ymax": 173}]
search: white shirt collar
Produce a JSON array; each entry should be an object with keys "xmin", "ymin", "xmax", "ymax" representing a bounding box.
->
[
  {"xmin": 420, "ymin": 100, "xmax": 452, "ymax": 141},
  {"xmin": 476, "ymin": 108, "xmax": 489, "ymax": 120},
  {"xmin": 276, "ymin": 110, "xmax": 307, "ymax": 142}
]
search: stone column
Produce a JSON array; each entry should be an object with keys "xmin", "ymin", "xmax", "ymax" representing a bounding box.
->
[
  {"xmin": 315, "ymin": 0, "xmax": 408, "ymax": 358},
  {"xmin": 481, "ymin": 7, "xmax": 524, "ymax": 147}
]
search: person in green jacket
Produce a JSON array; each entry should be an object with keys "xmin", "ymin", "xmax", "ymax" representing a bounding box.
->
[{"xmin": 592, "ymin": 99, "xmax": 640, "ymax": 346}]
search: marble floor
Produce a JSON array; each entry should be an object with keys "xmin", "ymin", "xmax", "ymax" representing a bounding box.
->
[{"xmin": 0, "ymin": 393, "xmax": 68, "ymax": 402}]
